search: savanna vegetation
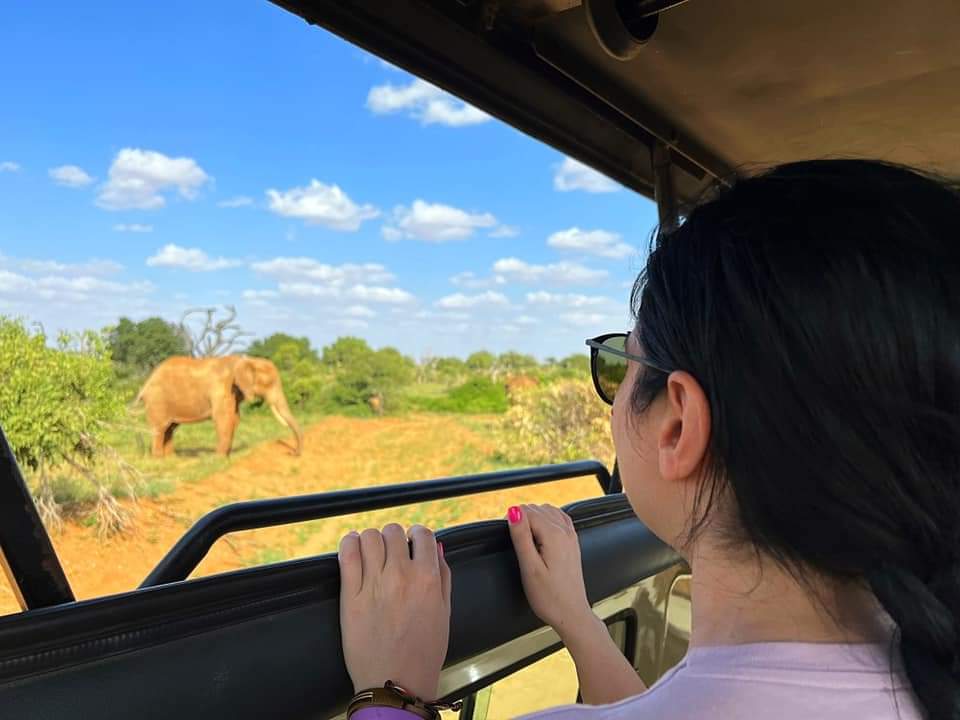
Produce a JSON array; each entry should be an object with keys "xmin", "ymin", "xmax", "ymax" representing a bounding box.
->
[{"xmin": 0, "ymin": 308, "xmax": 613, "ymax": 539}]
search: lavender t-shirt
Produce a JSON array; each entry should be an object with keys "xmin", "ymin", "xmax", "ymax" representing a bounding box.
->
[{"xmin": 521, "ymin": 642, "xmax": 922, "ymax": 720}]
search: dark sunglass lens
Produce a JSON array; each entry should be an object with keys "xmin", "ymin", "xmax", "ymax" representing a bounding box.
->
[{"xmin": 596, "ymin": 336, "xmax": 628, "ymax": 402}]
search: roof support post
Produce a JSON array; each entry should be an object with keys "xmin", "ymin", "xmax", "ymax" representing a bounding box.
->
[
  {"xmin": 0, "ymin": 426, "xmax": 74, "ymax": 610},
  {"xmin": 653, "ymin": 142, "xmax": 679, "ymax": 233}
]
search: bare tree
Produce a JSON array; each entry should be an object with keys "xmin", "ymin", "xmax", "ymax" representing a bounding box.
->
[{"xmin": 179, "ymin": 305, "xmax": 253, "ymax": 357}]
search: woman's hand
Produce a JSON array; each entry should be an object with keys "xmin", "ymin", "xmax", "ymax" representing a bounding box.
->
[
  {"xmin": 506, "ymin": 504, "xmax": 647, "ymax": 704},
  {"xmin": 338, "ymin": 524, "xmax": 451, "ymax": 701},
  {"xmin": 506, "ymin": 504, "xmax": 595, "ymax": 641}
]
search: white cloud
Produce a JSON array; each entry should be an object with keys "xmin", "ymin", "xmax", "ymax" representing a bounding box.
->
[
  {"xmin": 5, "ymin": 255, "xmax": 123, "ymax": 277},
  {"xmin": 49, "ymin": 164, "xmax": 94, "ymax": 188},
  {"xmin": 547, "ymin": 227, "xmax": 635, "ymax": 259},
  {"xmin": 146, "ymin": 244, "xmax": 241, "ymax": 272},
  {"xmin": 0, "ymin": 161, "xmax": 20, "ymax": 173},
  {"xmin": 490, "ymin": 225, "xmax": 520, "ymax": 238},
  {"xmin": 277, "ymin": 282, "xmax": 414, "ymax": 305},
  {"xmin": 0, "ymin": 269, "xmax": 152, "ymax": 303},
  {"xmin": 242, "ymin": 289, "xmax": 279, "ymax": 306},
  {"xmin": 349, "ymin": 285, "xmax": 415, "ymax": 304},
  {"xmin": 526, "ymin": 291, "xmax": 612, "ymax": 308},
  {"xmin": 493, "ymin": 258, "xmax": 608, "ymax": 285},
  {"xmin": 516, "ymin": 315, "xmax": 538, "ymax": 326},
  {"xmin": 384, "ymin": 200, "xmax": 497, "ymax": 242},
  {"xmin": 252, "ymin": 258, "xmax": 394, "ymax": 285},
  {"xmin": 266, "ymin": 179, "xmax": 379, "ymax": 231},
  {"xmin": 0, "ymin": 269, "xmax": 32, "ymax": 293},
  {"xmin": 344, "ymin": 305, "xmax": 376, "ymax": 318},
  {"xmin": 337, "ymin": 318, "xmax": 370, "ymax": 330},
  {"xmin": 367, "ymin": 78, "xmax": 490, "ymax": 127},
  {"xmin": 217, "ymin": 195, "xmax": 253, "ymax": 208},
  {"xmin": 560, "ymin": 312, "xmax": 609, "ymax": 327},
  {"xmin": 553, "ymin": 157, "xmax": 620, "ymax": 194},
  {"xmin": 96, "ymin": 148, "xmax": 210, "ymax": 210},
  {"xmin": 34, "ymin": 276, "xmax": 152, "ymax": 295},
  {"xmin": 278, "ymin": 282, "xmax": 340, "ymax": 299},
  {"xmin": 414, "ymin": 309, "xmax": 471, "ymax": 322},
  {"xmin": 449, "ymin": 271, "xmax": 507, "ymax": 289},
  {"xmin": 436, "ymin": 291, "xmax": 509, "ymax": 309},
  {"xmin": 113, "ymin": 223, "xmax": 153, "ymax": 233}
]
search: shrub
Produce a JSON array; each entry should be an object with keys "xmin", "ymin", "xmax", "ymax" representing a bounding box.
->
[
  {"xmin": 412, "ymin": 377, "xmax": 508, "ymax": 414},
  {"xmin": 497, "ymin": 379, "xmax": 614, "ymax": 465},
  {"xmin": 0, "ymin": 318, "xmax": 134, "ymax": 534},
  {"xmin": 247, "ymin": 333, "xmax": 318, "ymax": 370},
  {"xmin": 466, "ymin": 350, "xmax": 495, "ymax": 374},
  {"xmin": 322, "ymin": 337, "xmax": 416, "ymax": 411},
  {"xmin": 285, "ymin": 361, "xmax": 332, "ymax": 410}
]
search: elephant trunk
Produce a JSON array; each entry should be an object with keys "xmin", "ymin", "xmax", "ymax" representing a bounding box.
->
[{"xmin": 268, "ymin": 390, "xmax": 303, "ymax": 456}]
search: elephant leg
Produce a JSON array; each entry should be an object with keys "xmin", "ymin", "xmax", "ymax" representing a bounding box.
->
[
  {"xmin": 162, "ymin": 424, "xmax": 178, "ymax": 457},
  {"xmin": 151, "ymin": 427, "xmax": 167, "ymax": 458},
  {"xmin": 214, "ymin": 412, "xmax": 238, "ymax": 456}
]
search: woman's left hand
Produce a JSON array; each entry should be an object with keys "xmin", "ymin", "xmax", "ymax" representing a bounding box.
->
[{"xmin": 338, "ymin": 524, "xmax": 452, "ymax": 701}]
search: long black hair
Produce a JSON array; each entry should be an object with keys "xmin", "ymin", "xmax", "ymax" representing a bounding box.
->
[{"xmin": 631, "ymin": 159, "xmax": 960, "ymax": 719}]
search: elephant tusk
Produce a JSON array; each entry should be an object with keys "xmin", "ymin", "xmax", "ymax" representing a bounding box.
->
[{"xmin": 270, "ymin": 405, "xmax": 290, "ymax": 429}]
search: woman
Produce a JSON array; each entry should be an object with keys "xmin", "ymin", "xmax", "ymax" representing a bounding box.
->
[{"xmin": 337, "ymin": 160, "xmax": 960, "ymax": 720}]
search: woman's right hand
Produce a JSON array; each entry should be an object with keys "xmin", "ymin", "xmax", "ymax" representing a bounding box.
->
[
  {"xmin": 506, "ymin": 504, "xmax": 648, "ymax": 705},
  {"xmin": 506, "ymin": 504, "xmax": 597, "ymax": 640}
]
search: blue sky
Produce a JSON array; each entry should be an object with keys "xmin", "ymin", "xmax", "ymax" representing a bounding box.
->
[{"xmin": 0, "ymin": 0, "xmax": 658, "ymax": 359}]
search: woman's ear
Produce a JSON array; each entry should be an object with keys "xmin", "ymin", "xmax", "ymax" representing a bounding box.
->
[
  {"xmin": 233, "ymin": 358, "xmax": 258, "ymax": 399},
  {"xmin": 657, "ymin": 371, "xmax": 711, "ymax": 483}
]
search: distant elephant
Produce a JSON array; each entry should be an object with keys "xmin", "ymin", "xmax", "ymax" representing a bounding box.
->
[
  {"xmin": 504, "ymin": 374, "xmax": 539, "ymax": 401},
  {"xmin": 368, "ymin": 393, "xmax": 384, "ymax": 416},
  {"xmin": 136, "ymin": 355, "xmax": 303, "ymax": 458}
]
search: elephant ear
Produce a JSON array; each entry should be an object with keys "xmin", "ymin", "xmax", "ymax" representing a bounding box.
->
[{"xmin": 233, "ymin": 358, "xmax": 258, "ymax": 400}]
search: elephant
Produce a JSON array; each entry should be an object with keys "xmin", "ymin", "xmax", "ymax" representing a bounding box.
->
[
  {"xmin": 136, "ymin": 355, "xmax": 303, "ymax": 458},
  {"xmin": 504, "ymin": 374, "xmax": 539, "ymax": 402}
]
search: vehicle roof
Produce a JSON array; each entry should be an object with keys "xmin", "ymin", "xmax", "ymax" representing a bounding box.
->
[{"xmin": 273, "ymin": 0, "xmax": 960, "ymax": 203}]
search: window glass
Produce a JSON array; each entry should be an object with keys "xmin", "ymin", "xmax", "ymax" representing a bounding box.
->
[{"xmin": 0, "ymin": 1, "xmax": 657, "ymax": 613}]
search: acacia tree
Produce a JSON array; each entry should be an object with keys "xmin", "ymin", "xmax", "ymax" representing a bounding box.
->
[{"xmin": 179, "ymin": 305, "xmax": 253, "ymax": 357}]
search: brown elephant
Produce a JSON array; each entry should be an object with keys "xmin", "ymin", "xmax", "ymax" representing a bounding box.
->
[
  {"xmin": 504, "ymin": 374, "xmax": 539, "ymax": 402},
  {"xmin": 136, "ymin": 355, "xmax": 303, "ymax": 458}
]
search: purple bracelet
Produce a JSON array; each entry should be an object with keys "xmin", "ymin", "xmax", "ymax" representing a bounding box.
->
[{"xmin": 350, "ymin": 708, "xmax": 422, "ymax": 720}]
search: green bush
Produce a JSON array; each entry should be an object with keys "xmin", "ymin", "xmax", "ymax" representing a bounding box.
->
[
  {"xmin": 285, "ymin": 361, "xmax": 332, "ymax": 410},
  {"xmin": 322, "ymin": 337, "xmax": 416, "ymax": 411},
  {"xmin": 496, "ymin": 379, "xmax": 614, "ymax": 465},
  {"xmin": 0, "ymin": 318, "xmax": 133, "ymax": 533},
  {"xmin": 411, "ymin": 377, "xmax": 508, "ymax": 414},
  {"xmin": 247, "ymin": 333, "xmax": 318, "ymax": 370},
  {"xmin": 466, "ymin": 350, "xmax": 495, "ymax": 374}
]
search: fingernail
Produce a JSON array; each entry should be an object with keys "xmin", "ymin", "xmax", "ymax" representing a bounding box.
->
[
  {"xmin": 437, "ymin": 541, "xmax": 444, "ymax": 558},
  {"xmin": 508, "ymin": 506, "xmax": 522, "ymax": 524}
]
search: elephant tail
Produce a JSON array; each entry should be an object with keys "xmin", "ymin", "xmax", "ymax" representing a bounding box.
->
[{"xmin": 133, "ymin": 382, "xmax": 149, "ymax": 408}]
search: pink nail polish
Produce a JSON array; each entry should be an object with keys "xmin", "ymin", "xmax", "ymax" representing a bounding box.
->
[{"xmin": 508, "ymin": 506, "xmax": 523, "ymax": 524}]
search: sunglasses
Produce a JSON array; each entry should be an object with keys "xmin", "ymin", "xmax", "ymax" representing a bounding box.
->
[{"xmin": 585, "ymin": 332, "xmax": 672, "ymax": 405}]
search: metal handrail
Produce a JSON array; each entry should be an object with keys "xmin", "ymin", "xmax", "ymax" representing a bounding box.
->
[{"xmin": 141, "ymin": 460, "xmax": 611, "ymax": 588}]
